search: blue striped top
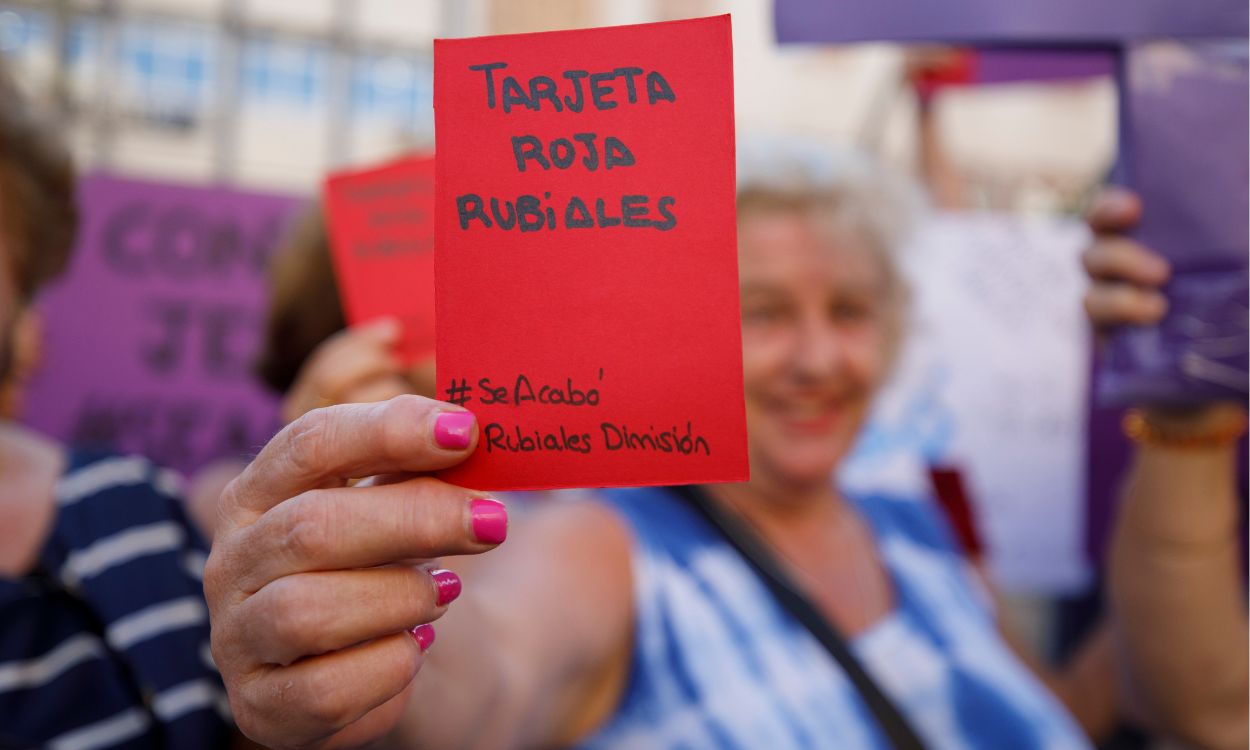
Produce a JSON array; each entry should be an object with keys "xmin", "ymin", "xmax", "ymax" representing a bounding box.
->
[
  {"xmin": 0, "ymin": 451, "xmax": 231, "ymax": 750},
  {"xmin": 577, "ymin": 487, "xmax": 1090, "ymax": 750}
]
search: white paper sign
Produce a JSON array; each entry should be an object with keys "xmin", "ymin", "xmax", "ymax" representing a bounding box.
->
[{"xmin": 843, "ymin": 212, "xmax": 1092, "ymax": 594}]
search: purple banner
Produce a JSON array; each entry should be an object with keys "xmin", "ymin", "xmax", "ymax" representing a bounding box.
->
[
  {"xmin": 774, "ymin": 0, "xmax": 1247, "ymax": 45},
  {"xmin": 1101, "ymin": 42, "xmax": 1249, "ymax": 405},
  {"xmin": 21, "ymin": 174, "xmax": 302, "ymax": 477}
]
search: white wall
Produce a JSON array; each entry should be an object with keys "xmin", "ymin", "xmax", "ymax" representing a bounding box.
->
[{"xmin": 1, "ymin": 0, "xmax": 1115, "ymax": 203}]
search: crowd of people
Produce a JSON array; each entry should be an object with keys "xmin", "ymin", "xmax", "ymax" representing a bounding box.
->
[{"xmin": 0, "ymin": 39, "xmax": 1245, "ymax": 750}]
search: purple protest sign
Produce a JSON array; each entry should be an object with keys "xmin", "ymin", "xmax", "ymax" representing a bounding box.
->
[
  {"xmin": 21, "ymin": 174, "xmax": 302, "ymax": 477},
  {"xmin": 1101, "ymin": 42, "xmax": 1249, "ymax": 405},
  {"xmin": 1092, "ymin": 44, "xmax": 1248, "ymax": 565},
  {"xmin": 774, "ymin": 0, "xmax": 1247, "ymax": 44}
]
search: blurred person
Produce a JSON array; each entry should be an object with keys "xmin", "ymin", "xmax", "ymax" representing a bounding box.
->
[
  {"xmin": 1084, "ymin": 187, "xmax": 1249, "ymax": 750},
  {"xmin": 199, "ymin": 154, "xmax": 1242, "ymax": 750},
  {"xmin": 0, "ymin": 61, "xmax": 237, "ymax": 748},
  {"xmin": 187, "ymin": 203, "xmax": 438, "ymax": 539}
]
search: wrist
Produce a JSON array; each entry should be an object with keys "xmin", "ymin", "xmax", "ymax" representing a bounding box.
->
[{"xmin": 1124, "ymin": 404, "xmax": 1248, "ymax": 449}]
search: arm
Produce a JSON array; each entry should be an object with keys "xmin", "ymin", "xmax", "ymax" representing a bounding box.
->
[
  {"xmin": 1085, "ymin": 189, "xmax": 1249, "ymax": 748},
  {"xmin": 1108, "ymin": 405, "xmax": 1247, "ymax": 749}
]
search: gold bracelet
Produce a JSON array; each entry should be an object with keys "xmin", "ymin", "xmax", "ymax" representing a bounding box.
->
[{"xmin": 1122, "ymin": 407, "xmax": 1249, "ymax": 448}]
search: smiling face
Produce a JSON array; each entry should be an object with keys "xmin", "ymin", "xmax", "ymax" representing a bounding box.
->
[{"xmin": 738, "ymin": 203, "xmax": 902, "ymax": 493}]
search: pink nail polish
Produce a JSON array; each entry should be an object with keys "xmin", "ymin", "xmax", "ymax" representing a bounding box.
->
[
  {"xmin": 411, "ymin": 623, "xmax": 436, "ymax": 651},
  {"xmin": 470, "ymin": 498, "xmax": 508, "ymax": 544},
  {"xmin": 431, "ymin": 569, "xmax": 462, "ymax": 606},
  {"xmin": 434, "ymin": 411, "xmax": 475, "ymax": 449}
]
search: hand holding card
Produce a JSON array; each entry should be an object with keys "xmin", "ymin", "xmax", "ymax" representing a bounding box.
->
[{"xmin": 434, "ymin": 16, "xmax": 748, "ymax": 490}]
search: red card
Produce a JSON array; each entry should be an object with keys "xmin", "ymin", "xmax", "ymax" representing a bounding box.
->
[
  {"xmin": 434, "ymin": 16, "xmax": 748, "ymax": 490},
  {"xmin": 324, "ymin": 155, "xmax": 436, "ymax": 363}
]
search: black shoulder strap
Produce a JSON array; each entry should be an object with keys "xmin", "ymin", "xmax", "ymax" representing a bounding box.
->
[{"xmin": 667, "ymin": 485, "xmax": 928, "ymax": 750}]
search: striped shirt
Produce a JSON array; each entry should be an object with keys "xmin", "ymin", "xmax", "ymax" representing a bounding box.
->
[
  {"xmin": 578, "ymin": 487, "xmax": 1091, "ymax": 750},
  {"xmin": 0, "ymin": 452, "xmax": 231, "ymax": 750}
]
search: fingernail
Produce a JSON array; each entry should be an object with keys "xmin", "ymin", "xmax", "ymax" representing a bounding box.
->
[
  {"xmin": 411, "ymin": 623, "xmax": 436, "ymax": 651},
  {"xmin": 431, "ymin": 569, "xmax": 462, "ymax": 606},
  {"xmin": 434, "ymin": 411, "xmax": 475, "ymax": 449},
  {"xmin": 470, "ymin": 498, "xmax": 508, "ymax": 544}
]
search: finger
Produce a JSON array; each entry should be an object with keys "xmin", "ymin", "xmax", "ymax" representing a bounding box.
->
[
  {"xmin": 236, "ymin": 565, "xmax": 460, "ymax": 666},
  {"xmin": 221, "ymin": 396, "xmax": 479, "ymax": 522},
  {"xmin": 294, "ymin": 318, "xmax": 403, "ymax": 395},
  {"xmin": 1084, "ymin": 284, "xmax": 1169, "ymax": 328},
  {"xmin": 297, "ymin": 321, "xmax": 404, "ymax": 400},
  {"xmin": 317, "ymin": 349, "xmax": 404, "ymax": 403},
  {"xmin": 1081, "ymin": 237, "xmax": 1171, "ymax": 286},
  {"xmin": 351, "ymin": 316, "xmax": 403, "ymax": 344},
  {"xmin": 321, "ymin": 689, "xmax": 414, "ymax": 750},
  {"xmin": 232, "ymin": 631, "xmax": 426, "ymax": 749},
  {"xmin": 340, "ymin": 375, "xmax": 412, "ymax": 406},
  {"xmin": 323, "ymin": 318, "xmax": 404, "ymax": 366},
  {"xmin": 314, "ymin": 317, "xmax": 402, "ymax": 361},
  {"xmin": 220, "ymin": 477, "xmax": 505, "ymax": 591},
  {"xmin": 1085, "ymin": 187, "xmax": 1142, "ymax": 234},
  {"xmin": 304, "ymin": 318, "xmax": 403, "ymax": 380},
  {"xmin": 283, "ymin": 355, "xmax": 404, "ymax": 424}
]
